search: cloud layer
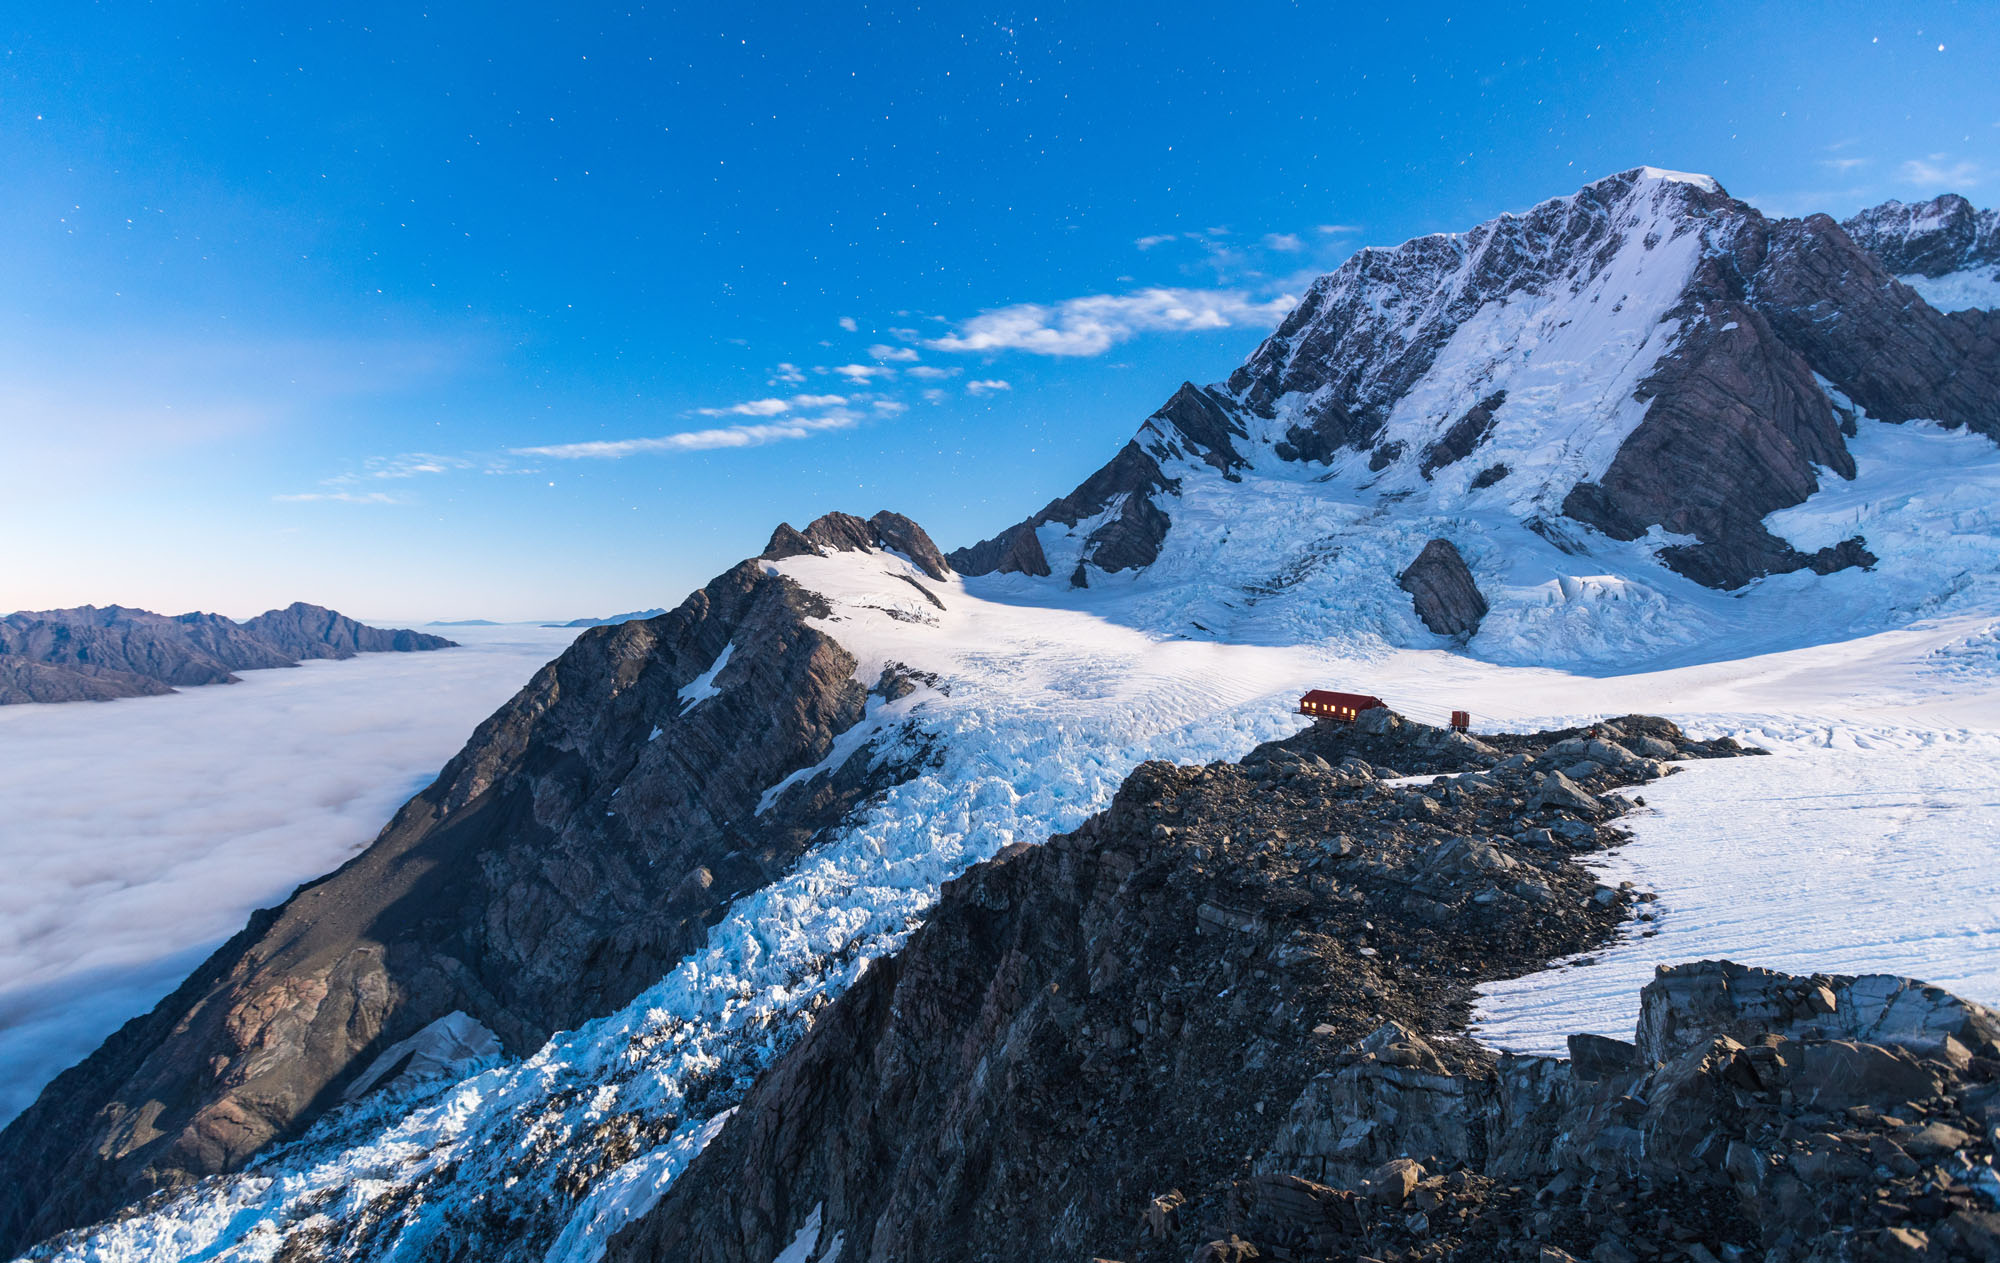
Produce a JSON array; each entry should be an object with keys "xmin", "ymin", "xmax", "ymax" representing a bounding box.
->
[
  {"xmin": 512, "ymin": 409, "xmax": 858, "ymax": 459},
  {"xmin": 926, "ymin": 286, "xmax": 1297, "ymax": 357},
  {"xmin": 0, "ymin": 625, "xmax": 577, "ymax": 1124}
]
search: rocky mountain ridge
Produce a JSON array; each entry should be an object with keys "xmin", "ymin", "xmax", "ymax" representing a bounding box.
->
[
  {"xmin": 0, "ymin": 524, "xmax": 949, "ymax": 1253},
  {"xmin": 0, "ymin": 602, "xmax": 455, "ymax": 705}
]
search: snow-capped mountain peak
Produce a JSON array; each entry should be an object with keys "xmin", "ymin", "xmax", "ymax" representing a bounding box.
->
[{"xmin": 952, "ymin": 167, "xmax": 2000, "ymax": 668}]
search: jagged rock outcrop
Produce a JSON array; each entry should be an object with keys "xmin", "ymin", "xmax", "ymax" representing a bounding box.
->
[
  {"xmin": 1397, "ymin": 538, "xmax": 1489, "ymax": 638},
  {"xmin": 762, "ymin": 508, "xmax": 952, "ymax": 580},
  {"xmin": 952, "ymin": 171, "xmax": 2000, "ymax": 594},
  {"xmin": 0, "ymin": 603, "xmax": 455, "ymax": 704},
  {"xmin": 0, "ymin": 514, "xmax": 938, "ymax": 1255},
  {"xmin": 608, "ymin": 714, "xmax": 1751, "ymax": 1263},
  {"xmin": 1248, "ymin": 961, "xmax": 2000, "ymax": 1260}
]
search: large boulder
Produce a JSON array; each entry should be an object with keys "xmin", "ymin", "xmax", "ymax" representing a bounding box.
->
[{"xmin": 1397, "ymin": 538, "xmax": 1489, "ymax": 639}]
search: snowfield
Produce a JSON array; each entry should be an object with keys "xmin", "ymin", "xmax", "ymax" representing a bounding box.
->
[{"xmin": 1475, "ymin": 723, "xmax": 2000, "ymax": 1056}]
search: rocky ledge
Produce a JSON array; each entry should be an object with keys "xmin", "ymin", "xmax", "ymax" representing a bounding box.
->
[{"xmin": 609, "ymin": 711, "xmax": 1812, "ymax": 1263}]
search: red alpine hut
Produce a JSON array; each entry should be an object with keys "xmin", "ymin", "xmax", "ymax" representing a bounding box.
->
[{"xmin": 1298, "ymin": 690, "xmax": 1385, "ymax": 723}]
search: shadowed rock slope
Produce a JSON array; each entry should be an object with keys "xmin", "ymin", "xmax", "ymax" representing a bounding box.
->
[
  {"xmin": 610, "ymin": 711, "xmax": 1798, "ymax": 1263},
  {"xmin": 0, "ymin": 515, "xmax": 947, "ymax": 1255},
  {"xmin": 0, "ymin": 602, "xmax": 455, "ymax": 705}
]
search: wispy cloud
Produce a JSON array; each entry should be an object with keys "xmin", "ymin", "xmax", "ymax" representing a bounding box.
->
[
  {"xmin": 837, "ymin": 316, "xmax": 858, "ymax": 332},
  {"xmin": 771, "ymin": 362, "xmax": 807, "ymax": 385},
  {"xmin": 512, "ymin": 410, "xmax": 859, "ymax": 460},
  {"xmin": 1900, "ymin": 154, "xmax": 1983, "ymax": 188},
  {"xmin": 926, "ymin": 286, "xmax": 1297, "ymax": 358},
  {"xmin": 695, "ymin": 397, "xmax": 792, "ymax": 417},
  {"xmin": 905, "ymin": 365, "xmax": 960, "ymax": 380},
  {"xmin": 867, "ymin": 344, "xmax": 920, "ymax": 362},
  {"xmin": 832, "ymin": 363, "xmax": 895, "ymax": 383},
  {"xmin": 692, "ymin": 392, "xmax": 849, "ymax": 418},
  {"xmin": 1135, "ymin": 233, "xmax": 1177, "ymax": 250},
  {"xmin": 362, "ymin": 453, "xmax": 470, "ymax": 479},
  {"xmin": 1819, "ymin": 157, "xmax": 1870, "ymax": 173},
  {"xmin": 966, "ymin": 379, "xmax": 1011, "ymax": 395},
  {"xmin": 1317, "ymin": 224, "xmax": 1361, "ymax": 234},
  {"xmin": 1262, "ymin": 232, "xmax": 1306, "ymax": 252},
  {"xmin": 272, "ymin": 490, "xmax": 406, "ymax": 505}
]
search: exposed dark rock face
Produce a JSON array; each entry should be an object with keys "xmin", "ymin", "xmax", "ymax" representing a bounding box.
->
[
  {"xmin": 1842, "ymin": 193, "xmax": 2000, "ymax": 282},
  {"xmin": 609, "ymin": 712, "xmax": 1753, "ymax": 1263},
  {"xmin": 1398, "ymin": 539, "xmax": 1489, "ymax": 638},
  {"xmin": 237, "ymin": 602, "xmax": 456, "ymax": 657},
  {"xmin": 0, "ymin": 604, "xmax": 455, "ymax": 705},
  {"xmin": 1274, "ymin": 393, "xmax": 1371, "ymax": 465},
  {"xmin": 865, "ymin": 510, "xmax": 953, "ymax": 580},
  {"xmin": 762, "ymin": 509, "xmax": 952, "ymax": 580},
  {"xmin": 1560, "ymin": 295, "xmax": 1859, "ymax": 588},
  {"xmin": 0, "ymin": 515, "xmax": 937, "ymax": 1255},
  {"xmin": 951, "ymin": 383, "xmax": 1253, "ymax": 584},
  {"xmin": 1419, "ymin": 391, "xmax": 1506, "ymax": 479},
  {"xmin": 1747, "ymin": 215, "xmax": 2000, "ymax": 442},
  {"xmin": 1149, "ymin": 380, "xmax": 1250, "ymax": 476}
]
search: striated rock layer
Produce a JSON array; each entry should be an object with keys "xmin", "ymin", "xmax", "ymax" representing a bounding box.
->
[{"xmin": 0, "ymin": 516, "xmax": 947, "ymax": 1254}]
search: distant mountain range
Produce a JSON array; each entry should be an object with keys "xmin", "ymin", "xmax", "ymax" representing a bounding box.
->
[
  {"xmin": 0, "ymin": 602, "xmax": 457, "ymax": 705},
  {"xmin": 543, "ymin": 608, "xmax": 668, "ymax": 628}
]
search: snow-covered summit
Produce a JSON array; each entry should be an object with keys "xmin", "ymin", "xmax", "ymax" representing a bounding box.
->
[{"xmin": 1841, "ymin": 191, "xmax": 2000, "ymax": 312}]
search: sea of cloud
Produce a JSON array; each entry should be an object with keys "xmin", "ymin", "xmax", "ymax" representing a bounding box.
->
[{"xmin": 0, "ymin": 624, "xmax": 579, "ymax": 1125}]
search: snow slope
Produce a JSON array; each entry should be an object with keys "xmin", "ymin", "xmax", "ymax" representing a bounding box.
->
[
  {"xmin": 1006, "ymin": 405, "xmax": 2000, "ymax": 680},
  {"xmin": 1900, "ymin": 269, "xmax": 2000, "ymax": 313}
]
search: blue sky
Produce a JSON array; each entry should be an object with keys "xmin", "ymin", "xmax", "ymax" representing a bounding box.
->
[{"xmin": 4, "ymin": 2, "xmax": 1996, "ymax": 621}]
